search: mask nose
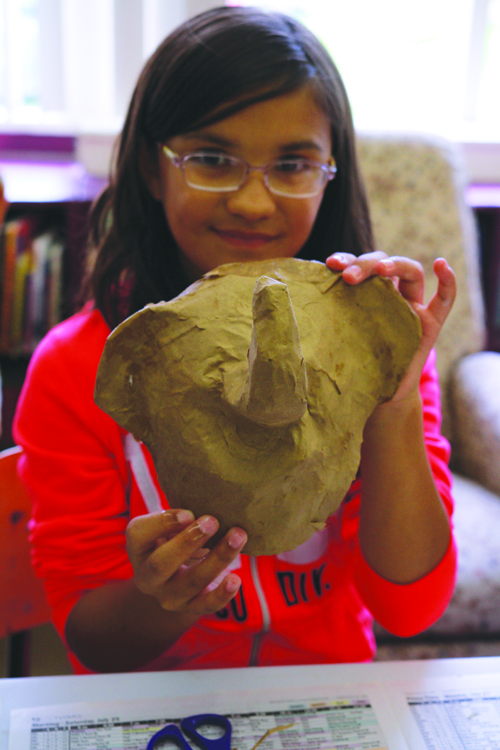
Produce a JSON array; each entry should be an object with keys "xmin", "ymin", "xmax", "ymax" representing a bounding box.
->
[{"xmin": 224, "ymin": 275, "xmax": 308, "ymax": 427}]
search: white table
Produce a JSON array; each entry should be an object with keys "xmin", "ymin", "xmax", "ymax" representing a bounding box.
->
[{"xmin": 2, "ymin": 657, "xmax": 500, "ymax": 749}]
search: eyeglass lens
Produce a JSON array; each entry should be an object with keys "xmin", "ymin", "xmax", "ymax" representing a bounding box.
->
[{"xmin": 182, "ymin": 154, "xmax": 329, "ymax": 196}]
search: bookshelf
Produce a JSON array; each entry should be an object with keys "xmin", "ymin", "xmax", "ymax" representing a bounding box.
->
[{"xmin": 0, "ymin": 134, "xmax": 107, "ymax": 450}]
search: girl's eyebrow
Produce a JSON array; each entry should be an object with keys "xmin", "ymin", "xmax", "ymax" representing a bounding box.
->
[
  {"xmin": 181, "ymin": 131, "xmax": 326, "ymax": 154},
  {"xmin": 279, "ymin": 140, "xmax": 325, "ymax": 154},
  {"xmin": 182, "ymin": 132, "xmax": 234, "ymax": 147}
]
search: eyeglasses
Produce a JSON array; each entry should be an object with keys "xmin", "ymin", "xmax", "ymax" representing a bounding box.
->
[{"xmin": 162, "ymin": 145, "xmax": 337, "ymax": 198}]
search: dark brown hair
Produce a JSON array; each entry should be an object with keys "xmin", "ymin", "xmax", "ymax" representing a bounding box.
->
[{"xmin": 84, "ymin": 5, "xmax": 374, "ymax": 328}]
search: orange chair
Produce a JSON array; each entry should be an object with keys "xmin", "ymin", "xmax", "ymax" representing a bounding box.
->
[{"xmin": 0, "ymin": 445, "xmax": 51, "ymax": 676}]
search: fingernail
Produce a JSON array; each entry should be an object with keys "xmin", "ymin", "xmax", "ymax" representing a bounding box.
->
[
  {"xmin": 161, "ymin": 510, "xmax": 179, "ymax": 524},
  {"xmin": 346, "ymin": 266, "xmax": 361, "ymax": 279},
  {"xmin": 187, "ymin": 515, "xmax": 218, "ymax": 541},
  {"xmin": 227, "ymin": 528, "xmax": 247, "ymax": 550},
  {"xmin": 197, "ymin": 516, "xmax": 219, "ymax": 535},
  {"xmin": 176, "ymin": 509, "xmax": 195, "ymax": 524},
  {"xmin": 379, "ymin": 259, "xmax": 394, "ymax": 271},
  {"xmin": 225, "ymin": 574, "xmax": 241, "ymax": 593}
]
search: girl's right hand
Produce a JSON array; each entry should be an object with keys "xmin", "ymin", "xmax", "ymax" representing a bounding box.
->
[{"xmin": 126, "ymin": 510, "xmax": 247, "ymax": 616}]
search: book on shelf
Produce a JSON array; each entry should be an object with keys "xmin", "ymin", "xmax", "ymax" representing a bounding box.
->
[
  {"xmin": 0, "ymin": 216, "xmax": 65, "ymax": 356},
  {"xmin": 0, "ymin": 220, "xmax": 19, "ymax": 352}
]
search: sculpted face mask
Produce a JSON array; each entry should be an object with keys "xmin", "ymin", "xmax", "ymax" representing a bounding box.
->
[{"xmin": 94, "ymin": 258, "xmax": 421, "ymax": 555}]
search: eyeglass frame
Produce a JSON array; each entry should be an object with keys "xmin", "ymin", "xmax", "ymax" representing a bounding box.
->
[{"xmin": 161, "ymin": 145, "xmax": 337, "ymax": 199}]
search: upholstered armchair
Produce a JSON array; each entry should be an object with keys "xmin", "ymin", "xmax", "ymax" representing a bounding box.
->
[{"xmin": 357, "ymin": 134, "xmax": 500, "ymax": 649}]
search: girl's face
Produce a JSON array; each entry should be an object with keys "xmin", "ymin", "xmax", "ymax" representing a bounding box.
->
[{"xmin": 145, "ymin": 86, "xmax": 332, "ymax": 281}]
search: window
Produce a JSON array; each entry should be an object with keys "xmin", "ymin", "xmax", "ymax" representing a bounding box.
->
[
  {"xmin": 475, "ymin": 0, "xmax": 500, "ymax": 128},
  {"xmin": 232, "ymin": 0, "xmax": 500, "ymax": 142},
  {"xmin": 0, "ymin": 0, "xmax": 221, "ymax": 134},
  {"xmin": 0, "ymin": 0, "xmax": 41, "ymax": 118},
  {"xmin": 0, "ymin": 0, "xmax": 498, "ymax": 181}
]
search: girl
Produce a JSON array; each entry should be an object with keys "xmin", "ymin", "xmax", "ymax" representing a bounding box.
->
[{"xmin": 14, "ymin": 5, "xmax": 457, "ymax": 674}]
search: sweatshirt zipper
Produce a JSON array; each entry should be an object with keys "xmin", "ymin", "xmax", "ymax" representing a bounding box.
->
[{"xmin": 249, "ymin": 556, "xmax": 271, "ymax": 666}]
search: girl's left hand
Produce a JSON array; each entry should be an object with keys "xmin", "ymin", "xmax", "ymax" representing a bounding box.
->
[{"xmin": 326, "ymin": 251, "xmax": 457, "ymax": 404}]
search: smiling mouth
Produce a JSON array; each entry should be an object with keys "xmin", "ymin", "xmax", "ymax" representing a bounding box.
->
[{"xmin": 214, "ymin": 229, "xmax": 279, "ymax": 248}]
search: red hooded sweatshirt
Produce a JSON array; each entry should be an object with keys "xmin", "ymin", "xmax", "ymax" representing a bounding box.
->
[{"xmin": 14, "ymin": 305, "xmax": 456, "ymax": 674}]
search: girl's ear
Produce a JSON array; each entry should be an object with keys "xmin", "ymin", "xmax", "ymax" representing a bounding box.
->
[{"xmin": 139, "ymin": 140, "xmax": 163, "ymax": 201}]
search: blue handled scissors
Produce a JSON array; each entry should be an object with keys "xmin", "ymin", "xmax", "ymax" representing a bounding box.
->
[{"xmin": 147, "ymin": 713, "xmax": 232, "ymax": 750}]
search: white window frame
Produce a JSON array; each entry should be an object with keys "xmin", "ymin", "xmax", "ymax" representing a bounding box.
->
[
  {"xmin": 0, "ymin": 0, "xmax": 498, "ymax": 184},
  {"xmin": 0, "ymin": 0, "xmax": 221, "ymax": 132}
]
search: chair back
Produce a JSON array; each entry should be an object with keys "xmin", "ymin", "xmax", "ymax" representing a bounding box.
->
[
  {"xmin": 0, "ymin": 445, "xmax": 50, "ymax": 639},
  {"xmin": 357, "ymin": 133, "xmax": 486, "ymax": 439}
]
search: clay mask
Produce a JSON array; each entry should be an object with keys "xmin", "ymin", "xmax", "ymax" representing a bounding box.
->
[{"xmin": 94, "ymin": 258, "xmax": 421, "ymax": 555}]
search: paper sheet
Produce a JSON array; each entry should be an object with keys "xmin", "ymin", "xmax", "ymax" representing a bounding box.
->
[
  {"xmin": 11, "ymin": 674, "xmax": 500, "ymax": 750},
  {"xmin": 8, "ymin": 683, "xmax": 406, "ymax": 750},
  {"xmin": 386, "ymin": 673, "xmax": 500, "ymax": 749}
]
